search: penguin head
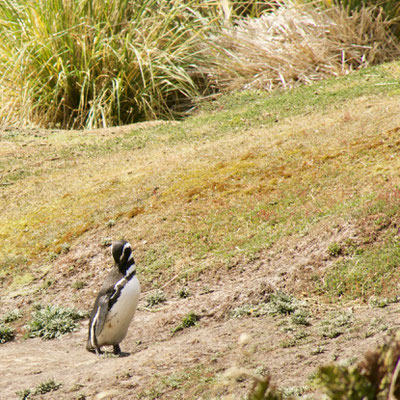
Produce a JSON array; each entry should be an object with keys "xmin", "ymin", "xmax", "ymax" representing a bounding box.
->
[{"xmin": 111, "ymin": 240, "xmax": 135, "ymax": 273}]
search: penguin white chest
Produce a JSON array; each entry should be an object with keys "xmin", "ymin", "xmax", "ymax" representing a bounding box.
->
[{"xmin": 97, "ymin": 275, "xmax": 140, "ymax": 346}]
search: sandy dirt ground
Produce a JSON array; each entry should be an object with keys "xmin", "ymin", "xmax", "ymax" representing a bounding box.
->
[{"xmin": 2, "ymin": 222, "xmax": 400, "ymax": 399}]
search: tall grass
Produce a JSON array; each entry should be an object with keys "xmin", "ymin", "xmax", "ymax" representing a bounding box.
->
[
  {"xmin": 202, "ymin": 1, "xmax": 400, "ymax": 91},
  {"xmin": 0, "ymin": 0, "xmax": 214, "ymax": 129},
  {"xmin": 331, "ymin": 1, "xmax": 400, "ymax": 37},
  {"xmin": 332, "ymin": 0, "xmax": 400, "ymax": 18},
  {"xmin": 0, "ymin": 1, "xmax": 398, "ymax": 128}
]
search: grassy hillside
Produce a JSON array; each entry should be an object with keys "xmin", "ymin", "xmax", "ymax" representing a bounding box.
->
[
  {"xmin": 2, "ymin": 59, "xmax": 400, "ymax": 399},
  {"xmin": 1, "ymin": 59, "xmax": 400, "ymax": 303}
]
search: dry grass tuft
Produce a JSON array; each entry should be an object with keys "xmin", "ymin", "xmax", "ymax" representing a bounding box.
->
[{"xmin": 203, "ymin": 1, "xmax": 400, "ymax": 91}]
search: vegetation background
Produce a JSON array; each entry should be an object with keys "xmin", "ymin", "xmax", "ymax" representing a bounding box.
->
[
  {"xmin": 1, "ymin": 0, "xmax": 400, "ymax": 398},
  {"xmin": 0, "ymin": 0, "xmax": 399, "ymax": 129}
]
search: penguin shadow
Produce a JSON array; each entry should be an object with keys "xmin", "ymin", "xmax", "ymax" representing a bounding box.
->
[
  {"xmin": 99, "ymin": 351, "xmax": 131, "ymax": 359},
  {"xmin": 116, "ymin": 351, "xmax": 130, "ymax": 358},
  {"xmin": 87, "ymin": 348, "xmax": 131, "ymax": 358}
]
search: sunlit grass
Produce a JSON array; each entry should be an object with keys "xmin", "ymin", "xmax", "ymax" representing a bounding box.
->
[
  {"xmin": 321, "ymin": 188, "xmax": 400, "ymax": 300},
  {"xmin": 202, "ymin": 0, "xmax": 400, "ymax": 92},
  {"xmin": 1, "ymin": 61, "xmax": 400, "ymax": 300},
  {"xmin": 330, "ymin": 0, "xmax": 400, "ymax": 38}
]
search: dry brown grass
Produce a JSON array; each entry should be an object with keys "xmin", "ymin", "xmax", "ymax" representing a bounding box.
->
[
  {"xmin": 1, "ymin": 61, "xmax": 400, "ymax": 296},
  {"xmin": 204, "ymin": 1, "xmax": 400, "ymax": 91},
  {"xmin": 3, "ymin": 93, "xmax": 400, "ymax": 287}
]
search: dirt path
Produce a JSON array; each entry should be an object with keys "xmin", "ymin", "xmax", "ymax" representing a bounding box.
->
[
  {"xmin": 2, "ymin": 305, "xmax": 396, "ymax": 400},
  {"xmin": 2, "ymin": 222, "xmax": 400, "ymax": 399},
  {"xmin": 2, "ymin": 250, "xmax": 400, "ymax": 399}
]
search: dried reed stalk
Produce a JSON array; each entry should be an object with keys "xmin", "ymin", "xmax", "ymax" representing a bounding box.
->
[{"xmin": 204, "ymin": 1, "xmax": 400, "ymax": 91}]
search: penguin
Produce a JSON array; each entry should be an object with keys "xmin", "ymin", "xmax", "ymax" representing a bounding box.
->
[{"xmin": 86, "ymin": 240, "xmax": 141, "ymax": 355}]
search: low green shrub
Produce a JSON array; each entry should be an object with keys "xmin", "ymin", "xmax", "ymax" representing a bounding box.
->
[
  {"xmin": 248, "ymin": 376, "xmax": 286, "ymax": 400},
  {"xmin": 25, "ymin": 305, "xmax": 87, "ymax": 340},
  {"xmin": 16, "ymin": 378, "xmax": 62, "ymax": 399},
  {"xmin": 0, "ymin": 323, "xmax": 15, "ymax": 344},
  {"xmin": 230, "ymin": 291, "xmax": 308, "ymax": 320},
  {"xmin": 177, "ymin": 286, "xmax": 191, "ymax": 299},
  {"xmin": 2, "ymin": 309, "xmax": 23, "ymax": 323},
  {"xmin": 33, "ymin": 378, "xmax": 62, "ymax": 395},
  {"xmin": 327, "ymin": 242, "xmax": 342, "ymax": 257},
  {"xmin": 172, "ymin": 311, "xmax": 200, "ymax": 334},
  {"xmin": 145, "ymin": 290, "xmax": 167, "ymax": 308}
]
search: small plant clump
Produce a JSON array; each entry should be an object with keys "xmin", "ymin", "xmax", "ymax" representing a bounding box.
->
[
  {"xmin": 319, "ymin": 311, "xmax": 353, "ymax": 339},
  {"xmin": 248, "ymin": 375, "xmax": 288, "ymax": 400},
  {"xmin": 268, "ymin": 292, "xmax": 298, "ymax": 316},
  {"xmin": 177, "ymin": 286, "xmax": 191, "ymax": 299},
  {"xmin": 327, "ymin": 242, "xmax": 342, "ymax": 257},
  {"xmin": 16, "ymin": 388, "xmax": 31, "ymax": 400},
  {"xmin": 33, "ymin": 379, "xmax": 62, "ymax": 395},
  {"xmin": 25, "ymin": 305, "xmax": 87, "ymax": 340},
  {"xmin": 145, "ymin": 290, "xmax": 167, "ymax": 308},
  {"xmin": 0, "ymin": 322, "xmax": 16, "ymax": 344},
  {"xmin": 60, "ymin": 243, "xmax": 70, "ymax": 254},
  {"xmin": 172, "ymin": 312, "xmax": 200, "ymax": 334},
  {"xmin": 71, "ymin": 280, "xmax": 87, "ymax": 290},
  {"xmin": 2, "ymin": 309, "xmax": 23, "ymax": 323},
  {"xmin": 291, "ymin": 309, "xmax": 311, "ymax": 326},
  {"xmin": 230, "ymin": 304, "xmax": 254, "ymax": 318},
  {"xmin": 16, "ymin": 378, "xmax": 62, "ymax": 399},
  {"xmin": 370, "ymin": 295, "xmax": 400, "ymax": 308},
  {"xmin": 280, "ymin": 330, "xmax": 309, "ymax": 348},
  {"xmin": 230, "ymin": 291, "xmax": 308, "ymax": 320}
]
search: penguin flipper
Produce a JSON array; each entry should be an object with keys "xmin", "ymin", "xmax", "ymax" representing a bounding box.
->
[{"xmin": 95, "ymin": 293, "xmax": 112, "ymax": 337}]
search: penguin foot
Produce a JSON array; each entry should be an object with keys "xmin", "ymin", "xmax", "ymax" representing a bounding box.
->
[{"xmin": 113, "ymin": 344, "xmax": 121, "ymax": 355}]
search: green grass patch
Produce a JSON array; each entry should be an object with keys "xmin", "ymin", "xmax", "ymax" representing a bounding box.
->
[
  {"xmin": 203, "ymin": 62, "xmax": 400, "ymax": 121},
  {"xmin": 172, "ymin": 312, "xmax": 200, "ymax": 334},
  {"xmin": 0, "ymin": 323, "xmax": 15, "ymax": 344},
  {"xmin": 327, "ymin": 242, "xmax": 342, "ymax": 257},
  {"xmin": 25, "ymin": 305, "xmax": 87, "ymax": 340},
  {"xmin": 2, "ymin": 60, "xmax": 400, "ymax": 187},
  {"xmin": 322, "ymin": 236, "xmax": 400, "ymax": 301},
  {"xmin": 2, "ymin": 60, "xmax": 400, "ymax": 298},
  {"xmin": 16, "ymin": 378, "xmax": 62, "ymax": 400},
  {"xmin": 145, "ymin": 290, "xmax": 167, "ymax": 308},
  {"xmin": 9, "ymin": 273, "xmax": 35, "ymax": 290}
]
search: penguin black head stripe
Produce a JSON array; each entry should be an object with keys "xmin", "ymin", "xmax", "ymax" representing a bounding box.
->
[
  {"xmin": 86, "ymin": 239, "xmax": 141, "ymax": 356},
  {"xmin": 112, "ymin": 240, "xmax": 134, "ymax": 271}
]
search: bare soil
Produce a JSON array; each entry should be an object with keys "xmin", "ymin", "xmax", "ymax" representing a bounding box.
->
[{"xmin": 2, "ymin": 219, "xmax": 400, "ymax": 399}]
